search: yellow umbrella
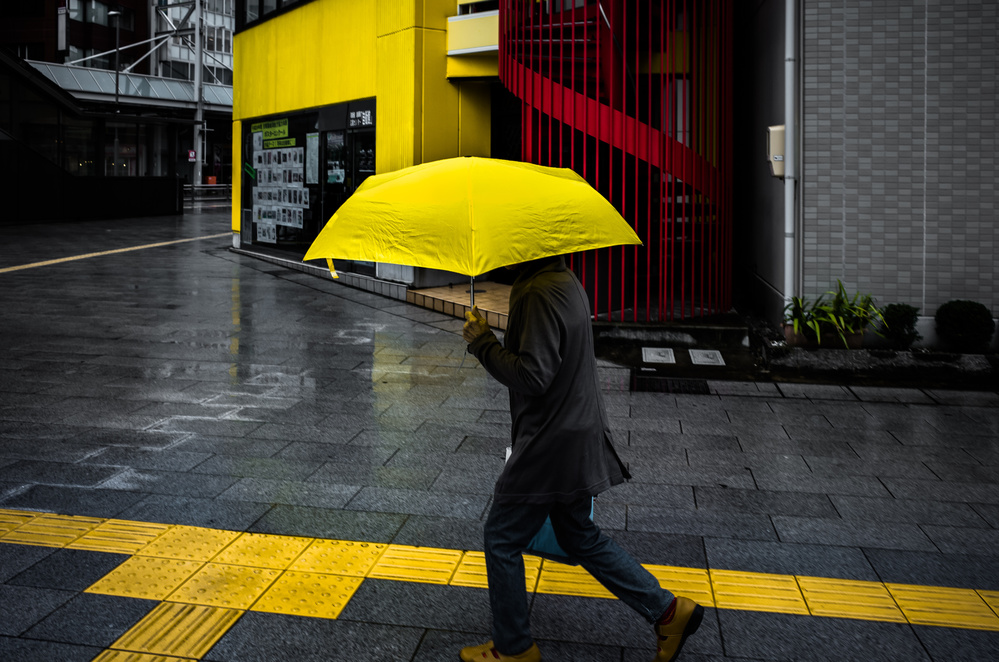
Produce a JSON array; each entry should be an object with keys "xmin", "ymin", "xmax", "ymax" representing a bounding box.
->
[{"xmin": 303, "ymin": 156, "xmax": 642, "ymax": 305}]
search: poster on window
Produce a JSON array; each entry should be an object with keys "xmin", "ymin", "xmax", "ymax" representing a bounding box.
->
[
  {"xmin": 306, "ymin": 133, "xmax": 319, "ymax": 184},
  {"xmin": 256, "ymin": 220, "xmax": 276, "ymax": 244}
]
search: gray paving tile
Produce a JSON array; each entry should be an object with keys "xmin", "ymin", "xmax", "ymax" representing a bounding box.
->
[
  {"xmin": 85, "ymin": 447, "xmax": 212, "ymax": 472},
  {"xmin": 687, "ymin": 449, "xmax": 810, "ymax": 472},
  {"xmin": 627, "ymin": 506, "xmax": 777, "ymax": 541},
  {"xmin": 390, "ymin": 515, "xmax": 488, "ymax": 551},
  {"xmin": 805, "ymin": 455, "xmax": 940, "ymax": 480},
  {"xmin": 0, "ymin": 585, "xmax": 74, "ymax": 636},
  {"xmin": 924, "ymin": 461, "xmax": 999, "ymax": 483},
  {"xmin": 599, "ymin": 482, "xmax": 695, "ymax": 510},
  {"xmin": 189, "ymin": 455, "xmax": 323, "ymax": 481},
  {"xmin": 309, "ymin": 462, "xmax": 441, "ymax": 490},
  {"xmin": 914, "ymin": 624, "xmax": 999, "ymax": 661},
  {"xmin": 0, "ymin": 439, "xmax": 106, "ymax": 464},
  {"xmin": 881, "ymin": 477, "xmax": 999, "ymax": 504},
  {"xmin": 248, "ymin": 504, "xmax": 406, "ymax": 542},
  {"xmin": 695, "ymin": 487, "xmax": 838, "ymax": 518},
  {"xmin": 849, "ymin": 386, "xmax": 936, "ymax": 404},
  {"xmin": 0, "ymin": 484, "xmax": 146, "ymax": 517},
  {"xmin": 704, "ymin": 538, "xmax": 879, "ymax": 581},
  {"xmin": 7, "ymin": 548, "xmax": 127, "ymax": 592},
  {"xmin": 920, "ymin": 524, "xmax": 999, "ymax": 556},
  {"xmin": 274, "ymin": 441, "xmax": 396, "ymax": 464},
  {"xmin": 173, "ymin": 435, "xmax": 290, "ymax": 457},
  {"xmin": 117, "ymin": 494, "xmax": 270, "ymax": 530},
  {"xmin": 0, "ymin": 636, "xmax": 99, "ymax": 662},
  {"xmin": 716, "ymin": 610, "xmax": 930, "ymax": 661},
  {"xmin": 206, "ymin": 611, "xmax": 424, "ymax": 662},
  {"xmin": 149, "ymin": 417, "xmax": 265, "ymax": 437},
  {"xmin": 737, "ymin": 436, "xmax": 859, "ymax": 459},
  {"xmin": 22, "ymin": 593, "xmax": 157, "ymax": 648},
  {"xmin": 0, "ymin": 460, "xmax": 121, "ymax": 488},
  {"xmin": 340, "ymin": 579, "xmax": 491, "ymax": 634},
  {"xmin": 531, "ymin": 593, "xmax": 724, "ymax": 656},
  {"xmin": 752, "ymin": 471, "xmax": 891, "ymax": 497},
  {"xmin": 97, "ymin": 468, "xmax": 238, "ymax": 498},
  {"xmin": 830, "ymin": 494, "xmax": 989, "ymax": 527},
  {"xmin": 629, "ymin": 431, "xmax": 742, "ymax": 452},
  {"xmin": 217, "ymin": 477, "xmax": 359, "ymax": 509},
  {"xmin": 775, "ymin": 383, "xmax": 857, "ymax": 400},
  {"xmin": 609, "ymin": 531, "xmax": 707, "ymax": 568},
  {"xmin": 345, "ymin": 486, "xmax": 489, "ymax": 519},
  {"xmin": 772, "ymin": 515, "xmax": 936, "ymax": 552},
  {"xmin": 625, "ymin": 464, "xmax": 756, "ymax": 490},
  {"xmin": 0, "ymin": 544, "xmax": 56, "ymax": 583},
  {"xmin": 971, "ymin": 503, "xmax": 999, "ymax": 528},
  {"xmin": 849, "ymin": 442, "xmax": 983, "ymax": 464},
  {"xmin": 923, "ymin": 390, "xmax": 999, "ymax": 407},
  {"xmin": 70, "ymin": 428, "xmax": 190, "ymax": 449}
]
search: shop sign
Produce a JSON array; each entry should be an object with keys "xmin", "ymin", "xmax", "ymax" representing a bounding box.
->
[
  {"xmin": 264, "ymin": 137, "xmax": 296, "ymax": 149},
  {"xmin": 349, "ymin": 109, "xmax": 374, "ymax": 128},
  {"xmin": 251, "ymin": 119, "xmax": 289, "ymax": 140}
]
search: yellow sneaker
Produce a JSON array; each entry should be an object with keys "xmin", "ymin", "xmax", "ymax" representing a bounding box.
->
[
  {"xmin": 654, "ymin": 597, "xmax": 704, "ymax": 661},
  {"xmin": 459, "ymin": 640, "xmax": 542, "ymax": 661}
]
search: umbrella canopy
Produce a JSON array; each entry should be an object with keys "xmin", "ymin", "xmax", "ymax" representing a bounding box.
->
[{"xmin": 303, "ymin": 156, "xmax": 642, "ymax": 277}]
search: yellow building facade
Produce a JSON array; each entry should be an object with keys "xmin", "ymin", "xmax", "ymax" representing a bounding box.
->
[{"xmin": 232, "ymin": 0, "xmax": 498, "ymax": 275}]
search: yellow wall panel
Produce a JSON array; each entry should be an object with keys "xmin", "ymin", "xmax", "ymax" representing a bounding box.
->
[
  {"xmin": 375, "ymin": 29, "xmax": 419, "ymax": 171},
  {"xmin": 457, "ymin": 82, "xmax": 491, "ymax": 157},
  {"xmin": 421, "ymin": 28, "xmax": 459, "ymax": 163},
  {"xmin": 447, "ymin": 12, "xmax": 498, "ymax": 53},
  {"xmin": 234, "ymin": 0, "xmax": 377, "ymax": 121},
  {"xmin": 231, "ymin": 120, "xmax": 241, "ymax": 232},
  {"xmin": 446, "ymin": 53, "xmax": 498, "ymax": 78}
]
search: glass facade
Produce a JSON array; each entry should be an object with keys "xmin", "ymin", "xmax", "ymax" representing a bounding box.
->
[
  {"xmin": 240, "ymin": 98, "xmax": 375, "ymax": 266},
  {"xmin": 237, "ymin": 0, "xmax": 312, "ymax": 32}
]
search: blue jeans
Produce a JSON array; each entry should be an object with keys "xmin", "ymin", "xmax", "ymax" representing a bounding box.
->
[{"xmin": 484, "ymin": 497, "xmax": 675, "ymax": 655}]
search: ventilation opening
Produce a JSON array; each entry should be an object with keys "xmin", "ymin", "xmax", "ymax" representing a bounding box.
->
[{"xmin": 629, "ymin": 370, "xmax": 710, "ymax": 395}]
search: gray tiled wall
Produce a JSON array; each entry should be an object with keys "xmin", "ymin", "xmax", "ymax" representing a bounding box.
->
[{"xmin": 802, "ymin": 0, "xmax": 998, "ymax": 315}]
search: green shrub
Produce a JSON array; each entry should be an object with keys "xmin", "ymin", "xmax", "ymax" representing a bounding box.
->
[
  {"xmin": 934, "ymin": 300, "xmax": 995, "ymax": 353},
  {"xmin": 880, "ymin": 303, "xmax": 921, "ymax": 350}
]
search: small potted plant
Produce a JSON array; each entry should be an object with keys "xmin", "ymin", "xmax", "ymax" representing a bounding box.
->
[
  {"xmin": 783, "ymin": 282, "xmax": 885, "ymax": 349},
  {"xmin": 783, "ymin": 295, "xmax": 822, "ymax": 347}
]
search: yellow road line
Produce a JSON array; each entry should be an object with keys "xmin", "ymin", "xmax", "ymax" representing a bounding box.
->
[
  {"xmin": 2, "ymin": 508, "xmax": 998, "ymax": 659},
  {"xmin": 0, "ymin": 233, "xmax": 231, "ymax": 274}
]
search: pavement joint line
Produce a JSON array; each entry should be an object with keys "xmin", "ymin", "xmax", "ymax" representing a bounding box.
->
[
  {"xmin": 0, "ymin": 233, "xmax": 231, "ymax": 274},
  {"xmin": 2, "ymin": 508, "xmax": 999, "ymax": 661}
]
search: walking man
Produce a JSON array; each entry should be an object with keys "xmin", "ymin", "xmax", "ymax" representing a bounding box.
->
[{"xmin": 460, "ymin": 255, "xmax": 703, "ymax": 662}]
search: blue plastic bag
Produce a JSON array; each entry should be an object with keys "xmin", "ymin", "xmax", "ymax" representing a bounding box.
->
[
  {"xmin": 526, "ymin": 498, "xmax": 595, "ymax": 566},
  {"xmin": 505, "ymin": 446, "xmax": 595, "ymax": 565}
]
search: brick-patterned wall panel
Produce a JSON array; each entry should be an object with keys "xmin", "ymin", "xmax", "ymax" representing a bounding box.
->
[{"xmin": 802, "ymin": 0, "xmax": 998, "ymax": 315}]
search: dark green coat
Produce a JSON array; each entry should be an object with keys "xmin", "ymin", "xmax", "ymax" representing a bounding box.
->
[{"xmin": 469, "ymin": 257, "xmax": 630, "ymax": 503}]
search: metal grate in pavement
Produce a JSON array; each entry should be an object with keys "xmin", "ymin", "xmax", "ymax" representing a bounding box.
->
[{"xmin": 630, "ymin": 370, "xmax": 711, "ymax": 394}]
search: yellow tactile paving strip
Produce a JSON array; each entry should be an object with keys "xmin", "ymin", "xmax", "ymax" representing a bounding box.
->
[{"xmin": 2, "ymin": 508, "xmax": 998, "ymax": 661}]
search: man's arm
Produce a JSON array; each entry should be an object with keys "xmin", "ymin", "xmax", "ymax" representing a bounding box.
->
[{"xmin": 464, "ymin": 296, "xmax": 562, "ymax": 396}]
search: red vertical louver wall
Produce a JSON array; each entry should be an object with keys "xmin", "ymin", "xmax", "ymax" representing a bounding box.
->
[{"xmin": 499, "ymin": 0, "xmax": 733, "ymax": 322}]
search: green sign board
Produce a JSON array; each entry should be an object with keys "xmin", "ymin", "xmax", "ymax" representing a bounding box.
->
[
  {"xmin": 264, "ymin": 138, "xmax": 296, "ymax": 149},
  {"xmin": 251, "ymin": 119, "xmax": 289, "ymax": 140}
]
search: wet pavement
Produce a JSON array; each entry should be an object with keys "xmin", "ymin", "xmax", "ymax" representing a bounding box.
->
[{"xmin": 1, "ymin": 210, "xmax": 998, "ymax": 661}]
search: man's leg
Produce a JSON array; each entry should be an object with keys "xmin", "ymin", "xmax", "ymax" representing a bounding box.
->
[
  {"xmin": 482, "ymin": 500, "xmax": 551, "ymax": 655},
  {"xmin": 548, "ymin": 498, "xmax": 673, "ymax": 623},
  {"xmin": 548, "ymin": 498, "xmax": 703, "ymax": 661}
]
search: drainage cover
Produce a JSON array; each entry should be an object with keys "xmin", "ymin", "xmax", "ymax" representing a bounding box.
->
[{"xmin": 629, "ymin": 370, "xmax": 710, "ymax": 394}]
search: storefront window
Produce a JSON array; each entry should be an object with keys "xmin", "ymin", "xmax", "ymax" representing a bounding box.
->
[
  {"xmin": 241, "ymin": 99, "xmax": 376, "ymax": 264},
  {"xmin": 86, "ymin": 0, "xmax": 109, "ymax": 27},
  {"xmin": 105, "ymin": 121, "xmax": 137, "ymax": 176},
  {"xmin": 63, "ymin": 117, "xmax": 96, "ymax": 176}
]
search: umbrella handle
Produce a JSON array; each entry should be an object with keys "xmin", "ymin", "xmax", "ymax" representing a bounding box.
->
[{"xmin": 469, "ymin": 276, "xmax": 475, "ymax": 309}]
